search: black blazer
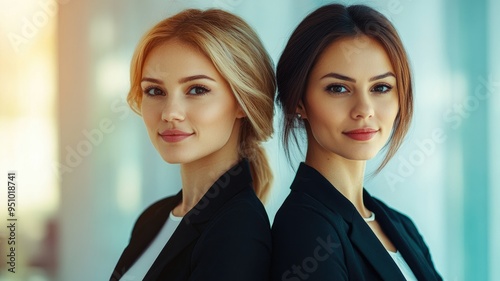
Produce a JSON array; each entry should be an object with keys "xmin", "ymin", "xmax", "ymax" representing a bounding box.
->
[
  {"xmin": 271, "ymin": 163, "xmax": 442, "ymax": 281},
  {"xmin": 110, "ymin": 159, "xmax": 271, "ymax": 281}
]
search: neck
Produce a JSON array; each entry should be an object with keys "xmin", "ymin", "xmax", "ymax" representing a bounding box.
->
[
  {"xmin": 175, "ymin": 157, "xmax": 239, "ymax": 216},
  {"xmin": 305, "ymin": 140, "xmax": 371, "ymax": 217},
  {"xmin": 173, "ymin": 122, "xmax": 241, "ymax": 217}
]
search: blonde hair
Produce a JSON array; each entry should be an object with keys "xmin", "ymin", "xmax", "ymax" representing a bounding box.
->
[{"xmin": 128, "ymin": 9, "xmax": 276, "ymax": 202}]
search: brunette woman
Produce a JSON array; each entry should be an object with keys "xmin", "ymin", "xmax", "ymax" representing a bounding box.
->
[{"xmin": 271, "ymin": 4, "xmax": 442, "ymax": 281}]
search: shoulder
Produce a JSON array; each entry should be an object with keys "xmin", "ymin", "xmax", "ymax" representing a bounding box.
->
[
  {"xmin": 190, "ymin": 188, "xmax": 272, "ymax": 278},
  {"xmin": 192, "ymin": 187, "xmax": 271, "ymax": 259},
  {"xmin": 271, "ymin": 192, "xmax": 348, "ymax": 280},
  {"xmin": 271, "ymin": 190, "xmax": 346, "ymax": 257},
  {"xmin": 204, "ymin": 187, "xmax": 271, "ymax": 236},
  {"xmin": 272, "ymin": 196, "xmax": 344, "ymax": 256},
  {"xmin": 273, "ymin": 189, "xmax": 346, "ymax": 234}
]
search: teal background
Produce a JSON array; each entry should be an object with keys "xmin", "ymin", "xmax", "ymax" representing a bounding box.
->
[{"xmin": 0, "ymin": 0, "xmax": 498, "ymax": 280}]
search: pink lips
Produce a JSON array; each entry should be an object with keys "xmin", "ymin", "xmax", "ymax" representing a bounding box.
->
[
  {"xmin": 159, "ymin": 129, "xmax": 194, "ymax": 143},
  {"xmin": 343, "ymin": 128, "xmax": 379, "ymax": 141}
]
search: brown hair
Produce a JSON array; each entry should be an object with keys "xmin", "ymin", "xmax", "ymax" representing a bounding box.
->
[
  {"xmin": 276, "ymin": 4, "xmax": 413, "ymax": 172},
  {"xmin": 128, "ymin": 9, "xmax": 276, "ymax": 201}
]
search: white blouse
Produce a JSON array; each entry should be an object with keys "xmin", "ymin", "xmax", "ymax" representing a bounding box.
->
[
  {"xmin": 388, "ymin": 250, "xmax": 418, "ymax": 281},
  {"xmin": 119, "ymin": 211, "xmax": 182, "ymax": 281}
]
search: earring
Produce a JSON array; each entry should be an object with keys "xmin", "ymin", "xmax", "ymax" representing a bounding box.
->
[{"xmin": 297, "ymin": 113, "xmax": 302, "ymax": 119}]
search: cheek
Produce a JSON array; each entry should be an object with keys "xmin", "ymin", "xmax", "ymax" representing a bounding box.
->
[
  {"xmin": 378, "ymin": 98, "xmax": 399, "ymax": 126},
  {"xmin": 305, "ymin": 100, "xmax": 342, "ymax": 144},
  {"xmin": 307, "ymin": 98, "xmax": 342, "ymax": 128},
  {"xmin": 141, "ymin": 102, "xmax": 160, "ymax": 130},
  {"xmin": 192, "ymin": 100, "xmax": 237, "ymax": 130},
  {"xmin": 193, "ymin": 104, "xmax": 220, "ymax": 121},
  {"xmin": 387, "ymin": 99, "xmax": 400, "ymax": 121}
]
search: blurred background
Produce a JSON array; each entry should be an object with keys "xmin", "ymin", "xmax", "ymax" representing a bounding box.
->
[{"xmin": 0, "ymin": 0, "xmax": 498, "ymax": 280}]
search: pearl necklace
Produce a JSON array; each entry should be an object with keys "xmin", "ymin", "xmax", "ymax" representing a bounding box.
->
[{"xmin": 364, "ymin": 212, "xmax": 375, "ymax": 222}]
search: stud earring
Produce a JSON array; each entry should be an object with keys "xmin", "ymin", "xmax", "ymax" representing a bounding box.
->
[{"xmin": 297, "ymin": 113, "xmax": 302, "ymax": 119}]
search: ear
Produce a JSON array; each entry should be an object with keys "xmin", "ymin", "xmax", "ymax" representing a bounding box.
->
[
  {"xmin": 236, "ymin": 105, "xmax": 247, "ymax": 119},
  {"xmin": 296, "ymin": 100, "xmax": 307, "ymax": 119}
]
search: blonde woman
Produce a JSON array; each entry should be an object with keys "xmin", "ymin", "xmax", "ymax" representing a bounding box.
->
[{"xmin": 110, "ymin": 9, "xmax": 275, "ymax": 281}]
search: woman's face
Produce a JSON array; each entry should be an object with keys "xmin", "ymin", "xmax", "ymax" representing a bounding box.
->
[
  {"xmin": 140, "ymin": 40, "xmax": 244, "ymax": 164},
  {"xmin": 300, "ymin": 35, "xmax": 399, "ymax": 161}
]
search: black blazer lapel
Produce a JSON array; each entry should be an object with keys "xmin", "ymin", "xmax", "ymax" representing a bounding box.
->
[
  {"xmin": 142, "ymin": 220, "xmax": 200, "ymax": 281},
  {"xmin": 348, "ymin": 214, "xmax": 406, "ymax": 280},
  {"xmin": 111, "ymin": 192, "xmax": 182, "ymax": 280},
  {"xmin": 291, "ymin": 163, "xmax": 407, "ymax": 280},
  {"xmin": 142, "ymin": 159, "xmax": 254, "ymax": 280},
  {"xmin": 366, "ymin": 194, "xmax": 438, "ymax": 281}
]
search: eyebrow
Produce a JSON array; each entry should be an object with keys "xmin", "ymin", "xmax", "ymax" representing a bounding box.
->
[
  {"xmin": 369, "ymin": 72, "xmax": 396, "ymax": 82},
  {"xmin": 141, "ymin": 77, "xmax": 163, "ymax": 84},
  {"xmin": 320, "ymin": 72, "xmax": 396, "ymax": 82},
  {"xmin": 141, "ymin": 75, "xmax": 216, "ymax": 84}
]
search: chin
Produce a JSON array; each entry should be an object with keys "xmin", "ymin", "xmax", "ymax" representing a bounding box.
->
[
  {"xmin": 157, "ymin": 150, "xmax": 193, "ymax": 164},
  {"xmin": 159, "ymin": 155, "xmax": 183, "ymax": 164},
  {"xmin": 338, "ymin": 150, "xmax": 380, "ymax": 161},
  {"xmin": 159, "ymin": 151, "xmax": 212, "ymax": 165},
  {"xmin": 161, "ymin": 158, "xmax": 183, "ymax": 164}
]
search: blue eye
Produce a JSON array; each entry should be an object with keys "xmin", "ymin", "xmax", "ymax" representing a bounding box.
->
[
  {"xmin": 372, "ymin": 84, "xmax": 392, "ymax": 93},
  {"xmin": 188, "ymin": 85, "xmax": 210, "ymax": 95},
  {"xmin": 143, "ymin": 87, "xmax": 164, "ymax": 96},
  {"xmin": 325, "ymin": 84, "xmax": 349, "ymax": 95}
]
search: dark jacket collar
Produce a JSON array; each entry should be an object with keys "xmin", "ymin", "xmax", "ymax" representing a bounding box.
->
[
  {"xmin": 291, "ymin": 162, "xmax": 359, "ymax": 221},
  {"xmin": 182, "ymin": 158, "xmax": 252, "ymax": 224},
  {"xmin": 112, "ymin": 159, "xmax": 253, "ymax": 281},
  {"xmin": 290, "ymin": 162, "xmax": 437, "ymax": 281}
]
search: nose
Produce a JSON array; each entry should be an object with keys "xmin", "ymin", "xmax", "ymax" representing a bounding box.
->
[
  {"xmin": 351, "ymin": 92, "xmax": 374, "ymax": 120},
  {"xmin": 161, "ymin": 95, "xmax": 185, "ymax": 122}
]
